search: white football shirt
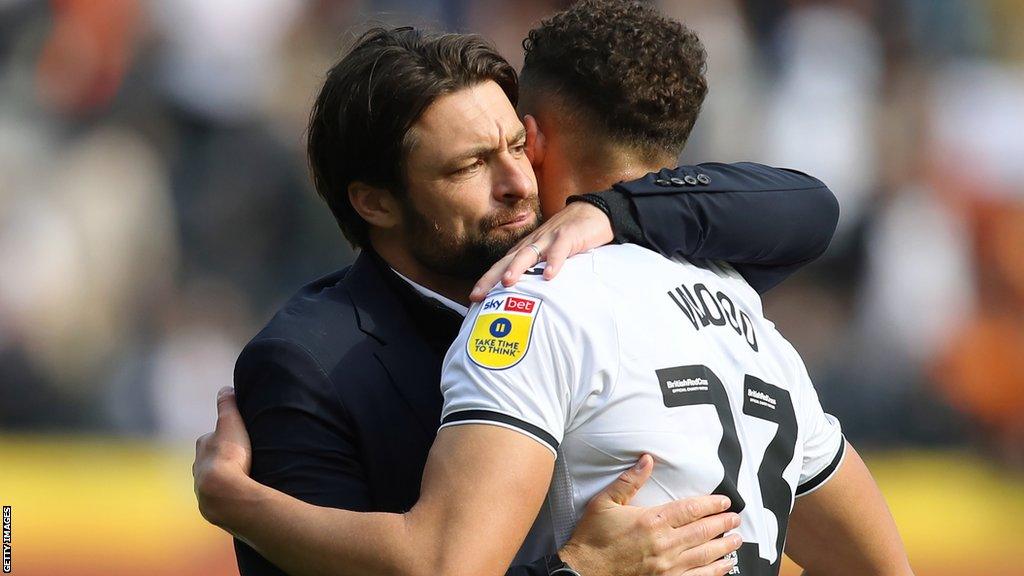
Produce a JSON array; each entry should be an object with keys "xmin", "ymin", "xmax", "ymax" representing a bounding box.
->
[{"xmin": 440, "ymin": 244, "xmax": 844, "ymax": 575}]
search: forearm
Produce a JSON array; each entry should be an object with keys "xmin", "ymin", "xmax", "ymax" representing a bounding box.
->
[
  {"xmin": 203, "ymin": 427, "xmax": 547, "ymax": 576},
  {"xmin": 218, "ymin": 477, "xmax": 419, "ymax": 576},
  {"xmin": 602, "ymin": 162, "xmax": 839, "ymax": 292}
]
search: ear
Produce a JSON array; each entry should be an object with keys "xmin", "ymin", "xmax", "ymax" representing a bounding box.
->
[
  {"xmin": 524, "ymin": 114, "xmax": 545, "ymax": 168},
  {"xmin": 348, "ymin": 182, "xmax": 401, "ymax": 229}
]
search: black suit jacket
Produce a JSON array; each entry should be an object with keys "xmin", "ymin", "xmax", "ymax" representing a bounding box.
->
[{"xmin": 233, "ymin": 163, "xmax": 839, "ymax": 575}]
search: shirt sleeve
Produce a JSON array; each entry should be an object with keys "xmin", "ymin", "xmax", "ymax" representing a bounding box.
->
[
  {"xmin": 439, "ymin": 273, "xmax": 619, "ymax": 456},
  {"xmin": 609, "ymin": 162, "xmax": 839, "ymax": 294},
  {"xmin": 793, "ymin": 367, "xmax": 846, "ymax": 497}
]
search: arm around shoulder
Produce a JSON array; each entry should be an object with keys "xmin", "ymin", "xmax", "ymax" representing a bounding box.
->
[
  {"xmin": 604, "ymin": 162, "xmax": 839, "ymax": 293},
  {"xmin": 210, "ymin": 420, "xmax": 555, "ymax": 576}
]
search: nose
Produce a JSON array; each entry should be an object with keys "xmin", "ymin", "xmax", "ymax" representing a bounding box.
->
[{"xmin": 491, "ymin": 153, "xmax": 535, "ymax": 204}]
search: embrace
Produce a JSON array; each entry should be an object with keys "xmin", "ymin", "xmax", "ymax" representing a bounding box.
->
[{"xmin": 193, "ymin": 2, "xmax": 912, "ymax": 576}]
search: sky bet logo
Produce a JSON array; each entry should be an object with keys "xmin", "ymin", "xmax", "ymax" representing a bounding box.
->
[
  {"xmin": 482, "ymin": 296, "xmax": 536, "ymax": 314},
  {"xmin": 470, "ymin": 294, "xmax": 541, "ymax": 370},
  {"xmin": 504, "ymin": 296, "xmax": 535, "ymax": 313}
]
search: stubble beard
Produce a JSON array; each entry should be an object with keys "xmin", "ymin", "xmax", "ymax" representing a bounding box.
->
[{"xmin": 402, "ymin": 197, "xmax": 543, "ymax": 280}]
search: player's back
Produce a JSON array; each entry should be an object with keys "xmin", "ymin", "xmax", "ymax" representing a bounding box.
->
[{"xmin": 441, "ymin": 244, "xmax": 844, "ymax": 576}]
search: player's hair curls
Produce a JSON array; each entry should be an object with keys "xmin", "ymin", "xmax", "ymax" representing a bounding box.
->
[{"xmin": 522, "ymin": 0, "xmax": 708, "ymax": 156}]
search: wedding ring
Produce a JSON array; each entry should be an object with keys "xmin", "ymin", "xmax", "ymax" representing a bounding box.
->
[{"xmin": 527, "ymin": 243, "xmax": 542, "ymax": 263}]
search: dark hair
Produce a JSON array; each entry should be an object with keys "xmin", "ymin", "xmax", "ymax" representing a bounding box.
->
[
  {"xmin": 522, "ymin": 0, "xmax": 708, "ymax": 157},
  {"xmin": 307, "ymin": 27, "xmax": 518, "ymax": 247}
]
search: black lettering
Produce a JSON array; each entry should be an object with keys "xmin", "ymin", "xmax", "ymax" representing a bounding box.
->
[
  {"xmin": 695, "ymin": 284, "xmax": 726, "ymax": 326},
  {"xmin": 740, "ymin": 311, "xmax": 759, "ymax": 352},
  {"xmin": 668, "ymin": 288, "xmax": 700, "ymax": 330},
  {"xmin": 669, "ymin": 283, "xmax": 760, "ymax": 354},
  {"xmin": 717, "ymin": 291, "xmax": 743, "ymax": 335},
  {"xmin": 679, "ymin": 285, "xmax": 710, "ymax": 326}
]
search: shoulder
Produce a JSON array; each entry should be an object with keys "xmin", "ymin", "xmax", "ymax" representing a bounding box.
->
[
  {"xmin": 482, "ymin": 251, "xmax": 607, "ymax": 315},
  {"xmin": 591, "ymin": 242, "xmax": 669, "ymax": 270},
  {"xmin": 511, "ymin": 244, "xmax": 669, "ymax": 294},
  {"xmin": 478, "ymin": 245, "xmax": 681, "ymax": 315},
  {"xmin": 465, "ymin": 250, "xmax": 627, "ymax": 355},
  {"xmin": 237, "ymin": 268, "xmax": 374, "ymax": 387},
  {"xmin": 591, "ymin": 243, "xmax": 706, "ymax": 291}
]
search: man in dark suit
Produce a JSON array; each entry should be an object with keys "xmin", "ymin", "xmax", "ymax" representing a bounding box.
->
[{"xmin": 195, "ymin": 20, "xmax": 838, "ymax": 576}]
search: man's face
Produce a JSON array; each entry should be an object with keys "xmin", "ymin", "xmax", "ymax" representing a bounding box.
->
[{"xmin": 399, "ymin": 81, "xmax": 540, "ymax": 279}]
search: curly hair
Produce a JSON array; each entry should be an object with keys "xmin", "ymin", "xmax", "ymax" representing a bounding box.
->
[{"xmin": 522, "ymin": 0, "xmax": 708, "ymax": 156}]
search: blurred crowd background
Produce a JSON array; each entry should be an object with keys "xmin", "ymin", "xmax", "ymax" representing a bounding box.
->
[{"xmin": 1, "ymin": 0, "xmax": 1022, "ymax": 574}]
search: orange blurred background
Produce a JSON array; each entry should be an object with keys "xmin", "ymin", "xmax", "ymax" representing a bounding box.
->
[{"xmin": 2, "ymin": 0, "xmax": 1023, "ymax": 574}]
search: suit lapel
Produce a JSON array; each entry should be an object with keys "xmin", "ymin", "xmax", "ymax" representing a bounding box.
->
[{"xmin": 344, "ymin": 252, "xmax": 444, "ymax": 435}]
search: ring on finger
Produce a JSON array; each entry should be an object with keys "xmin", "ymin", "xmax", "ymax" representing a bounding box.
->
[{"xmin": 526, "ymin": 243, "xmax": 542, "ymax": 263}]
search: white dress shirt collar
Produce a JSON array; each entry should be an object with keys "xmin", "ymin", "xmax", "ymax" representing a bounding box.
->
[{"xmin": 390, "ymin": 268, "xmax": 470, "ymax": 317}]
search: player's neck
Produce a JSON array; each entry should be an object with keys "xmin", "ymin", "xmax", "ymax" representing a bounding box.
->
[{"xmin": 575, "ymin": 154, "xmax": 676, "ymax": 192}]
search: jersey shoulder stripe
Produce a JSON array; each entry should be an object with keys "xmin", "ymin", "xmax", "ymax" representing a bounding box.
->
[
  {"xmin": 440, "ymin": 409, "xmax": 560, "ymax": 454},
  {"xmin": 795, "ymin": 438, "xmax": 846, "ymax": 497}
]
